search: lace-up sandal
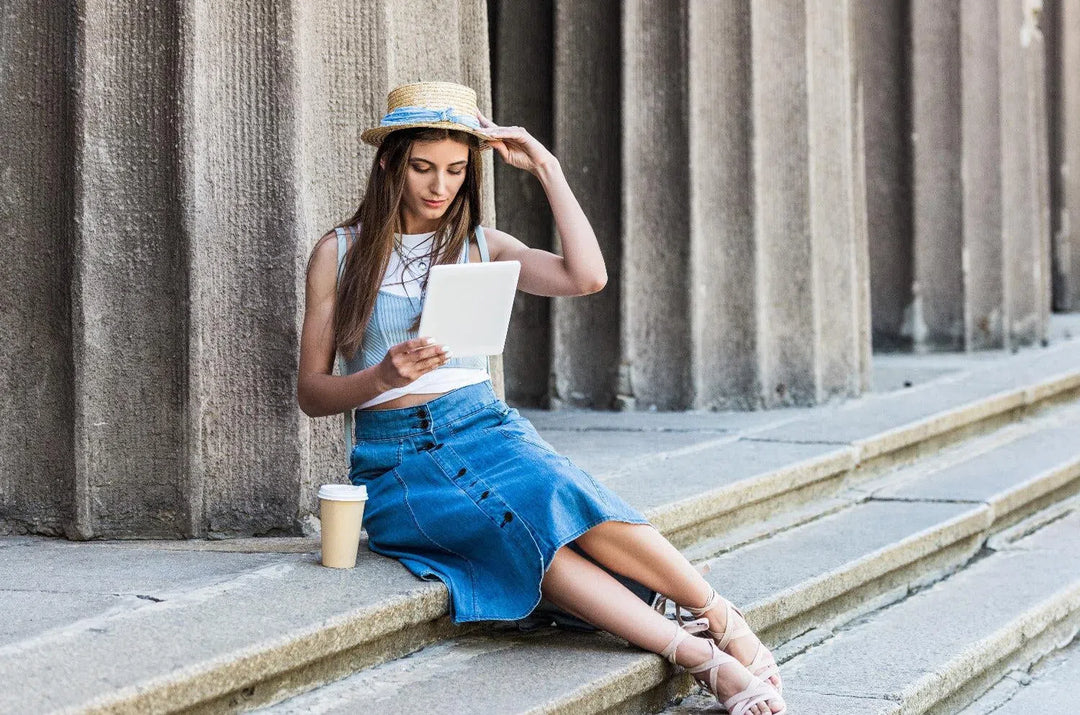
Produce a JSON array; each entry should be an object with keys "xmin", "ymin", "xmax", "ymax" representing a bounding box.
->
[
  {"xmin": 681, "ymin": 587, "xmax": 782, "ymax": 694},
  {"xmin": 659, "ymin": 626, "xmax": 787, "ymax": 715}
]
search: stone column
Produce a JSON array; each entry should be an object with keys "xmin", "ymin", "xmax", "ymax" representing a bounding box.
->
[
  {"xmin": 857, "ymin": 0, "xmax": 915, "ymax": 351},
  {"xmin": 908, "ymin": 0, "xmax": 1051, "ymax": 352},
  {"xmin": 910, "ymin": 0, "xmax": 966, "ymax": 350},
  {"xmin": 0, "ymin": 2, "xmax": 77, "ymax": 536},
  {"xmin": 1, "ymin": 0, "xmax": 495, "ymax": 538},
  {"xmin": 621, "ymin": 0, "xmax": 692, "ymax": 410},
  {"xmin": 961, "ymin": 0, "xmax": 1006, "ymax": 349},
  {"xmin": 550, "ymin": 0, "xmax": 624, "ymax": 409},
  {"xmin": 999, "ymin": 0, "xmax": 1051, "ymax": 345},
  {"xmin": 746, "ymin": 0, "xmax": 870, "ymax": 407},
  {"xmin": 181, "ymin": 1, "xmax": 302, "ymax": 538},
  {"xmin": 687, "ymin": 0, "xmax": 759, "ymax": 407},
  {"xmin": 69, "ymin": 0, "xmax": 188, "ymax": 539},
  {"xmin": 493, "ymin": 0, "xmax": 871, "ymax": 410},
  {"xmin": 1047, "ymin": 0, "xmax": 1080, "ymax": 310},
  {"xmin": 490, "ymin": 0, "xmax": 555, "ymax": 407}
]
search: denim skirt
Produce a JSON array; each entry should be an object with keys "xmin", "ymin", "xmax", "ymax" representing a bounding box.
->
[{"xmin": 348, "ymin": 380, "xmax": 652, "ymax": 623}]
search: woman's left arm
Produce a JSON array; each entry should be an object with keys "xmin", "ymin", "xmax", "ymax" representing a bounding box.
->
[{"xmin": 477, "ymin": 115, "xmax": 607, "ymax": 297}]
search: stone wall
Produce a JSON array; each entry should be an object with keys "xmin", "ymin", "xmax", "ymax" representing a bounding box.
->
[
  {"xmin": 1, "ymin": 0, "xmax": 1075, "ymax": 538},
  {"xmin": 0, "ymin": 0, "xmax": 493, "ymax": 539},
  {"xmin": 494, "ymin": 0, "xmax": 871, "ymax": 410}
]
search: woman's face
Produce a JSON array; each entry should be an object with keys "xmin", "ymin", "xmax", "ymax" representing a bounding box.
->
[{"xmin": 398, "ymin": 138, "xmax": 469, "ymax": 234}]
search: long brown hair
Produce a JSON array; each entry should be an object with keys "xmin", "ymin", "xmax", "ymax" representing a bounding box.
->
[{"xmin": 333, "ymin": 127, "xmax": 484, "ymax": 363}]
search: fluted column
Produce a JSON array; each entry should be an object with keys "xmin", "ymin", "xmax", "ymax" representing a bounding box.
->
[
  {"xmin": 492, "ymin": 1, "xmax": 871, "ymax": 410},
  {"xmin": 998, "ymin": 0, "xmax": 1052, "ymax": 344},
  {"xmin": 550, "ymin": 0, "xmax": 624, "ymax": 409},
  {"xmin": 688, "ymin": 0, "xmax": 758, "ymax": 405},
  {"xmin": 490, "ymin": 0, "xmax": 555, "ymax": 407},
  {"xmin": 0, "ymin": 2, "xmax": 76, "ymax": 537},
  {"xmin": 858, "ymin": 1, "xmax": 914, "ymax": 351},
  {"xmin": 181, "ymin": 1, "xmax": 301, "ymax": 537},
  {"xmin": 1, "ymin": 0, "xmax": 494, "ymax": 538},
  {"xmin": 748, "ymin": 0, "xmax": 870, "ymax": 406},
  {"xmin": 621, "ymin": 0, "xmax": 692, "ymax": 410},
  {"xmin": 71, "ymin": 0, "xmax": 188, "ymax": 539},
  {"xmin": 1048, "ymin": 0, "xmax": 1080, "ymax": 310},
  {"xmin": 910, "ymin": 0, "xmax": 966, "ymax": 349},
  {"xmin": 909, "ymin": 0, "xmax": 1051, "ymax": 352}
]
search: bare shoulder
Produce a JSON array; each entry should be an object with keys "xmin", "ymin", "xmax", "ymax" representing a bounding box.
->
[
  {"xmin": 480, "ymin": 225, "xmax": 527, "ymax": 261},
  {"xmin": 306, "ymin": 229, "xmax": 342, "ymax": 302}
]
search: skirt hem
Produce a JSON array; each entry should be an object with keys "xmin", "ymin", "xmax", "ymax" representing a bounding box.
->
[{"xmin": 446, "ymin": 513, "xmax": 654, "ymax": 624}]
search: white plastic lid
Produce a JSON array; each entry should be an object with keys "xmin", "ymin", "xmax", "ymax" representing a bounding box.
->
[{"xmin": 318, "ymin": 484, "xmax": 368, "ymax": 501}]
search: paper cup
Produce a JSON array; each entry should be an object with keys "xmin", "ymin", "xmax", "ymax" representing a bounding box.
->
[{"xmin": 318, "ymin": 484, "xmax": 368, "ymax": 569}]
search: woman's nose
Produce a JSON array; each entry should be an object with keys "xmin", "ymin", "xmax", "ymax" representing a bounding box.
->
[{"xmin": 431, "ymin": 172, "xmax": 447, "ymax": 195}]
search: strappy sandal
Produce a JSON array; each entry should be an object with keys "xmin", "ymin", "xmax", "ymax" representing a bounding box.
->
[
  {"xmin": 659, "ymin": 626, "xmax": 787, "ymax": 715},
  {"xmin": 654, "ymin": 588, "xmax": 783, "ymax": 694}
]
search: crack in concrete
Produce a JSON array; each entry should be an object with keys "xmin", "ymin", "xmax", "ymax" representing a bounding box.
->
[
  {"xmin": 999, "ymin": 509, "xmax": 1074, "ymax": 545},
  {"xmin": 739, "ymin": 437, "xmax": 852, "ymax": 446},
  {"xmin": 868, "ymin": 496, "xmax": 985, "ymax": 505},
  {"xmin": 0, "ymin": 588, "xmax": 143, "ymax": 597},
  {"xmin": 783, "ymin": 686, "xmax": 899, "ymax": 702},
  {"xmin": 539, "ymin": 426, "xmax": 734, "ymax": 434}
]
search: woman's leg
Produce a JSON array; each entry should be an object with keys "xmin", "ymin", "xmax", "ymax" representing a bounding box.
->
[
  {"xmin": 574, "ymin": 521, "xmax": 774, "ymax": 683},
  {"xmin": 541, "ymin": 544, "xmax": 778, "ymax": 715}
]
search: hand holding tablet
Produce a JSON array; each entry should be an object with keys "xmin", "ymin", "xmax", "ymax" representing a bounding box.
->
[{"xmin": 417, "ymin": 261, "xmax": 521, "ymax": 357}]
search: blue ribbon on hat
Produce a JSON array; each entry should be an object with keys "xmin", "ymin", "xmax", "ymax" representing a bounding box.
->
[{"xmin": 380, "ymin": 106, "xmax": 482, "ymax": 129}]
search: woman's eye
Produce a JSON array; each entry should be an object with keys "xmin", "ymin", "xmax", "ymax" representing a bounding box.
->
[{"xmin": 449, "ymin": 170, "xmax": 464, "ymax": 176}]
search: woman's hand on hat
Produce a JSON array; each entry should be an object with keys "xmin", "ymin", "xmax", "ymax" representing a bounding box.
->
[
  {"xmin": 375, "ymin": 337, "xmax": 451, "ymax": 390},
  {"xmin": 477, "ymin": 113, "xmax": 558, "ymax": 176}
]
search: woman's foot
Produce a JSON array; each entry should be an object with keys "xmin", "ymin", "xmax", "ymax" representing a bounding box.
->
[
  {"xmin": 683, "ymin": 588, "xmax": 783, "ymax": 694},
  {"xmin": 662, "ymin": 626, "xmax": 786, "ymax": 715}
]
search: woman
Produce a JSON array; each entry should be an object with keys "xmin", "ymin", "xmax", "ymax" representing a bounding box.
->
[{"xmin": 296, "ymin": 81, "xmax": 785, "ymax": 715}]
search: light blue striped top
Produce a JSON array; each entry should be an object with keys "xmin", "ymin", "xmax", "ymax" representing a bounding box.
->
[{"xmin": 335, "ymin": 225, "xmax": 491, "ymax": 375}]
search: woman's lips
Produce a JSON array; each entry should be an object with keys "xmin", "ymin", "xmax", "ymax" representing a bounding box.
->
[{"xmin": 423, "ymin": 198, "xmax": 446, "ymax": 208}]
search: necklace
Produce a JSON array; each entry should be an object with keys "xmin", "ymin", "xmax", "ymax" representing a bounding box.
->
[{"xmin": 395, "ymin": 232, "xmax": 435, "ymax": 272}]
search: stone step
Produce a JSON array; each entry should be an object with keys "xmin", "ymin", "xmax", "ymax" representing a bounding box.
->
[
  {"xmin": 4, "ymin": 341, "xmax": 1080, "ymax": 714},
  {"xmin": 252, "ymin": 411, "xmax": 1080, "ymax": 713},
  {"xmin": 538, "ymin": 337, "xmax": 1080, "ymax": 548},
  {"xmin": 959, "ymin": 634, "xmax": 1080, "ymax": 714},
  {"xmin": 769, "ymin": 504, "xmax": 1080, "ymax": 714}
]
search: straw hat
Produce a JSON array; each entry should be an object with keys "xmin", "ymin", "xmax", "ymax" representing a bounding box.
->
[{"xmin": 361, "ymin": 81, "xmax": 494, "ymax": 149}]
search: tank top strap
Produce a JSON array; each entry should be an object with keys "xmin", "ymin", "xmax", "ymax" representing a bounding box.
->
[
  {"xmin": 336, "ymin": 226, "xmax": 356, "ymax": 281},
  {"xmin": 333, "ymin": 226, "xmax": 354, "ymax": 460},
  {"xmin": 474, "ymin": 225, "xmax": 491, "ymax": 376},
  {"xmin": 475, "ymin": 225, "xmax": 490, "ymax": 263}
]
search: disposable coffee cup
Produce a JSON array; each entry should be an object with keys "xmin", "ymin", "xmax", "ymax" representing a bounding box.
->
[{"xmin": 317, "ymin": 484, "xmax": 368, "ymax": 569}]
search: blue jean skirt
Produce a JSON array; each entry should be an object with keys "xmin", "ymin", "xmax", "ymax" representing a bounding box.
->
[{"xmin": 348, "ymin": 380, "xmax": 652, "ymax": 623}]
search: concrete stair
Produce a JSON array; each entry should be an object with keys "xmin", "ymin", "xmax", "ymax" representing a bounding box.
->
[
  {"xmin": 4, "ymin": 338, "xmax": 1080, "ymax": 714},
  {"xmin": 256, "ymin": 404, "xmax": 1080, "ymax": 715},
  {"xmin": 960, "ymin": 629, "xmax": 1080, "ymax": 714}
]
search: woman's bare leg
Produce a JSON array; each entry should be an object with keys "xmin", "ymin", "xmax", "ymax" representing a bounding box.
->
[
  {"xmin": 541, "ymin": 544, "xmax": 779, "ymax": 715},
  {"xmin": 574, "ymin": 521, "xmax": 779, "ymax": 688}
]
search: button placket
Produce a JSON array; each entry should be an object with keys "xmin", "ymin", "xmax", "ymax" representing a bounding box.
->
[{"xmin": 428, "ymin": 442, "xmax": 512, "ymax": 529}]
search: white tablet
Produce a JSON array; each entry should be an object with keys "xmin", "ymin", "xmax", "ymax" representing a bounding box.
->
[{"xmin": 417, "ymin": 261, "xmax": 521, "ymax": 356}]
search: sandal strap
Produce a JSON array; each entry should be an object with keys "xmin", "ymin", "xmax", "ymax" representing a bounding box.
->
[
  {"xmin": 683, "ymin": 587, "xmax": 718, "ymax": 617},
  {"xmin": 685, "ymin": 641, "xmax": 786, "ymax": 715},
  {"xmin": 684, "ymin": 589, "xmax": 753, "ymax": 652},
  {"xmin": 723, "ymin": 679, "xmax": 785, "ymax": 715},
  {"xmin": 749, "ymin": 646, "xmax": 779, "ymax": 678},
  {"xmin": 685, "ymin": 641, "xmax": 735, "ymax": 694},
  {"xmin": 659, "ymin": 625, "xmax": 691, "ymax": 666}
]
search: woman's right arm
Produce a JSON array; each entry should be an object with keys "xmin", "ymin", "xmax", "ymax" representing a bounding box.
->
[{"xmin": 296, "ymin": 233, "xmax": 449, "ymax": 418}]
